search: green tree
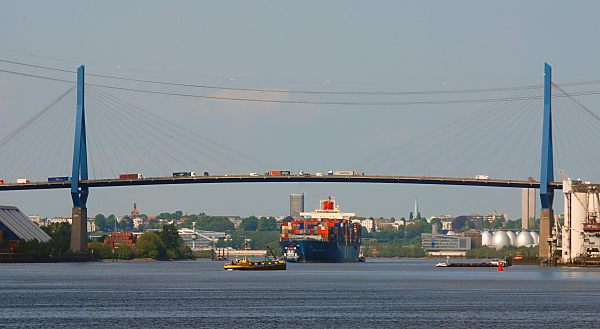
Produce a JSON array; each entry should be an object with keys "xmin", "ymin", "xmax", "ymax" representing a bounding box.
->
[
  {"xmin": 106, "ymin": 215, "xmax": 117, "ymax": 231},
  {"xmin": 199, "ymin": 216, "xmax": 234, "ymax": 231},
  {"xmin": 156, "ymin": 211, "xmax": 184, "ymax": 220},
  {"xmin": 118, "ymin": 216, "xmax": 134, "ymax": 231},
  {"xmin": 257, "ymin": 217, "xmax": 277, "ymax": 231},
  {"xmin": 240, "ymin": 216, "xmax": 259, "ymax": 231},
  {"xmin": 115, "ymin": 244, "xmax": 135, "ymax": 259},
  {"xmin": 161, "ymin": 224, "xmax": 180, "ymax": 250},
  {"xmin": 41, "ymin": 222, "xmax": 71, "ymax": 251},
  {"xmin": 136, "ymin": 231, "xmax": 166, "ymax": 259},
  {"xmin": 505, "ymin": 219, "xmax": 521, "ymax": 230},
  {"xmin": 95, "ymin": 214, "xmax": 107, "ymax": 231}
]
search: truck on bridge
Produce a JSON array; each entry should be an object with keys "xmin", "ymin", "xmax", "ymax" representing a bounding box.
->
[
  {"xmin": 173, "ymin": 171, "xmax": 196, "ymax": 177},
  {"xmin": 119, "ymin": 173, "xmax": 143, "ymax": 180},
  {"xmin": 48, "ymin": 176, "xmax": 71, "ymax": 182},
  {"xmin": 328, "ymin": 170, "xmax": 363, "ymax": 176},
  {"xmin": 267, "ymin": 170, "xmax": 291, "ymax": 176}
]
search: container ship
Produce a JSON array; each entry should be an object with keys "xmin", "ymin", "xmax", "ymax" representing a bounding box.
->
[{"xmin": 280, "ymin": 196, "xmax": 361, "ymax": 262}]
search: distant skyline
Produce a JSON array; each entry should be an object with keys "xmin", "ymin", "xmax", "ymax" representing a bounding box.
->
[{"xmin": 2, "ymin": 1, "xmax": 600, "ymax": 218}]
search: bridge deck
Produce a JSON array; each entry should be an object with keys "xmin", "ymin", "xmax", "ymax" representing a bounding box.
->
[{"xmin": 0, "ymin": 175, "xmax": 563, "ymax": 191}]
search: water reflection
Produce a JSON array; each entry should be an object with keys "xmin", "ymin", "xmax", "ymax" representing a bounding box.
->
[{"xmin": 0, "ymin": 259, "xmax": 599, "ymax": 328}]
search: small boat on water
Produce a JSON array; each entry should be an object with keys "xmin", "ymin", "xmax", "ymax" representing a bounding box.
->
[
  {"xmin": 224, "ymin": 258, "xmax": 286, "ymax": 271},
  {"xmin": 435, "ymin": 257, "xmax": 510, "ymax": 268},
  {"xmin": 224, "ymin": 245, "xmax": 286, "ymax": 271}
]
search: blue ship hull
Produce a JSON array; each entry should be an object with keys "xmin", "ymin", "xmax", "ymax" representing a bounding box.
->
[{"xmin": 280, "ymin": 240, "xmax": 360, "ymax": 263}]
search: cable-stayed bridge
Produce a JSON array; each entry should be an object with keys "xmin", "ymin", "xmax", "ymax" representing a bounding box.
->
[
  {"xmin": 0, "ymin": 174, "xmax": 561, "ymax": 191},
  {"xmin": 1, "ymin": 60, "xmax": 600, "ymax": 258}
]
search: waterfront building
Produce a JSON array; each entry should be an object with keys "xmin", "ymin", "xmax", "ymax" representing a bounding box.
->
[
  {"xmin": 104, "ymin": 231, "xmax": 136, "ymax": 248},
  {"xmin": 87, "ymin": 219, "xmax": 97, "ymax": 233},
  {"xmin": 427, "ymin": 215, "xmax": 453, "ymax": 224},
  {"xmin": 131, "ymin": 203, "xmax": 140, "ymax": 218},
  {"xmin": 130, "ymin": 203, "xmax": 147, "ymax": 229},
  {"xmin": 483, "ymin": 212, "xmax": 507, "ymax": 227},
  {"xmin": 360, "ymin": 218, "xmax": 375, "ymax": 232},
  {"xmin": 377, "ymin": 221, "xmax": 403, "ymax": 231},
  {"xmin": 0, "ymin": 205, "xmax": 51, "ymax": 249},
  {"xmin": 561, "ymin": 179, "xmax": 600, "ymax": 263},
  {"xmin": 28, "ymin": 215, "xmax": 44, "ymax": 226},
  {"xmin": 226, "ymin": 216, "xmax": 242, "ymax": 229},
  {"xmin": 421, "ymin": 233, "xmax": 472, "ymax": 256},
  {"xmin": 48, "ymin": 217, "xmax": 72, "ymax": 225},
  {"xmin": 467, "ymin": 215, "xmax": 484, "ymax": 230},
  {"xmin": 290, "ymin": 193, "xmax": 304, "ymax": 219},
  {"xmin": 441, "ymin": 220, "xmax": 453, "ymax": 231},
  {"xmin": 178, "ymin": 228, "xmax": 228, "ymax": 250},
  {"xmin": 48, "ymin": 216, "xmax": 96, "ymax": 233}
]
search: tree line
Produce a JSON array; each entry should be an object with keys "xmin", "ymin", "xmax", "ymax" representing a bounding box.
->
[
  {"xmin": 93, "ymin": 211, "xmax": 280, "ymax": 233},
  {"xmin": 89, "ymin": 224, "xmax": 192, "ymax": 260}
]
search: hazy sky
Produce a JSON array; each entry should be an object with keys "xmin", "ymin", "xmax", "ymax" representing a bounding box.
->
[{"xmin": 1, "ymin": 1, "xmax": 600, "ymax": 219}]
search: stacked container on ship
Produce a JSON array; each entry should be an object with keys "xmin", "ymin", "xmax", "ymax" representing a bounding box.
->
[{"xmin": 280, "ymin": 196, "xmax": 361, "ymax": 262}]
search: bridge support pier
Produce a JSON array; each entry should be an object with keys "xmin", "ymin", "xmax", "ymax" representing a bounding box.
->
[
  {"xmin": 539, "ymin": 209, "xmax": 554, "ymax": 260},
  {"xmin": 71, "ymin": 207, "xmax": 88, "ymax": 251}
]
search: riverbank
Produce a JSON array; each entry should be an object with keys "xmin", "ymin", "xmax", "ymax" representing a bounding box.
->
[{"xmin": 0, "ymin": 252, "xmax": 89, "ymax": 263}]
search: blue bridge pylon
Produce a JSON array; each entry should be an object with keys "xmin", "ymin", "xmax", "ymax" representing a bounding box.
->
[{"xmin": 70, "ymin": 65, "xmax": 89, "ymax": 251}]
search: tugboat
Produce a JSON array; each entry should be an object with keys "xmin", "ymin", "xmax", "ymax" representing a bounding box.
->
[
  {"xmin": 223, "ymin": 246, "xmax": 286, "ymax": 271},
  {"xmin": 283, "ymin": 245, "xmax": 300, "ymax": 263},
  {"xmin": 223, "ymin": 258, "xmax": 286, "ymax": 271}
]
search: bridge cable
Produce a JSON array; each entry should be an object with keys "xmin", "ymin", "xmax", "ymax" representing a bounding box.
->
[
  {"xmin": 86, "ymin": 89, "xmax": 203, "ymax": 176},
  {"xmin": 373, "ymin": 87, "xmax": 542, "ymax": 177},
  {"xmin": 360, "ymin": 86, "xmax": 544, "ymax": 168},
  {"xmin": 3, "ymin": 63, "xmax": 600, "ymax": 106},
  {"xmin": 86, "ymin": 87, "xmax": 235, "ymax": 172},
  {"xmin": 0, "ymin": 87, "xmax": 74, "ymax": 149},
  {"xmin": 0, "ymin": 58, "xmax": 546, "ymax": 96},
  {"xmin": 87, "ymin": 85, "xmax": 266, "ymax": 169},
  {"xmin": 85, "ymin": 92, "xmax": 159, "ymax": 175}
]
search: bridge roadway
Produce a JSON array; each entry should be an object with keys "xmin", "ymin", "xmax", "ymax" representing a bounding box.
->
[{"xmin": 0, "ymin": 174, "xmax": 563, "ymax": 191}]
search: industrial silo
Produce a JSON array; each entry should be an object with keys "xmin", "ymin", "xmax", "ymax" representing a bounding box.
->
[
  {"xmin": 481, "ymin": 231, "xmax": 493, "ymax": 247},
  {"xmin": 492, "ymin": 231, "xmax": 511, "ymax": 250},
  {"xmin": 530, "ymin": 231, "xmax": 539, "ymax": 245},
  {"xmin": 506, "ymin": 231, "xmax": 517, "ymax": 246},
  {"xmin": 516, "ymin": 231, "xmax": 534, "ymax": 247}
]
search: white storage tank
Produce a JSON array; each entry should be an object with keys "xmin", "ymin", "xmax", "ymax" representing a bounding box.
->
[
  {"xmin": 506, "ymin": 231, "xmax": 517, "ymax": 246},
  {"xmin": 516, "ymin": 231, "xmax": 535, "ymax": 247},
  {"xmin": 530, "ymin": 231, "xmax": 539, "ymax": 245},
  {"xmin": 492, "ymin": 231, "xmax": 511, "ymax": 250},
  {"xmin": 481, "ymin": 231, "xmax": 493, "ymax": 247}
]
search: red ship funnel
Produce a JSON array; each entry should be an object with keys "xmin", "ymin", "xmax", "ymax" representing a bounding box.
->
[{"xmin": 323, "ymin": 201, "xmax": 334, "ymax": 210}]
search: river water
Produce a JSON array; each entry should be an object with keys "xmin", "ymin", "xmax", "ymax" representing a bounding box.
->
[{"xmin": 1, "ymin": 259, "xmax": 599, "ymax": 328}]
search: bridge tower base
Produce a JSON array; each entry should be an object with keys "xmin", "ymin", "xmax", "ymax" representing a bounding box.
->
[
  {"xmin": 539, "ymin": 209, "xmax": 554, "ymax": 260},
  {"xmin": 70, "ymin": 207, "xmax": 88, "ymax": 251}
]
